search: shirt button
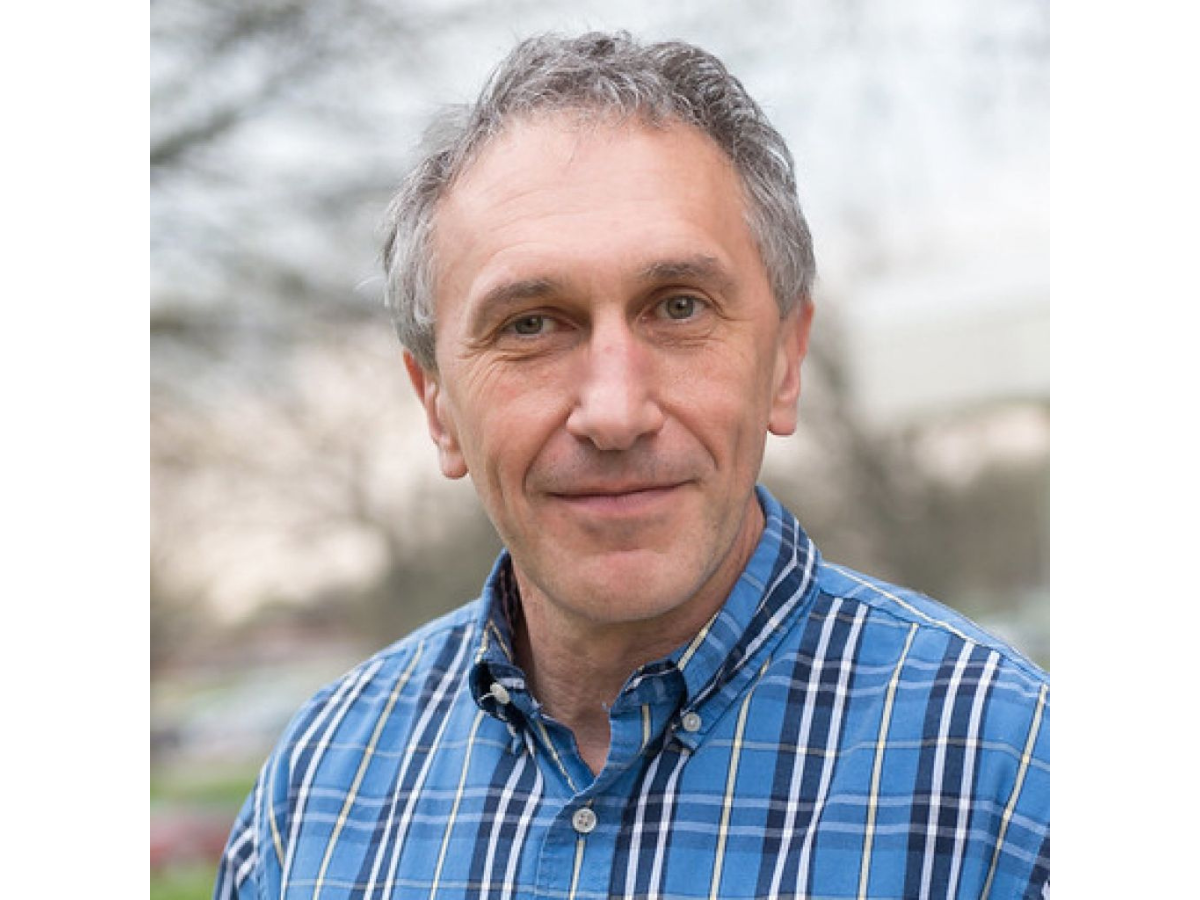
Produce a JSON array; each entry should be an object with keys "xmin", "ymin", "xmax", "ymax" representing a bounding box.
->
[
  {"xmin": 681, "ymin": 711, "xmax": 702, "ymax": 733},
  {"xmin": 571, "ymin": 807, "xmax": 597, "ymax": 835},
  {"xmin": 489, "ymin": 683, "xmax": 511, "ymax": 705}
]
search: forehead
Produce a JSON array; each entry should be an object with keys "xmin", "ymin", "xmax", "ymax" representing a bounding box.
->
[{"xmin": 430, "ymin": 117, "xmax": 767, "ymax": 312}]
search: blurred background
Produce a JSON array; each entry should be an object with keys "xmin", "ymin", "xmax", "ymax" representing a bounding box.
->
[{"xmin": 150, "ymin": 0, "xmax": 1048, "ymax": 895}]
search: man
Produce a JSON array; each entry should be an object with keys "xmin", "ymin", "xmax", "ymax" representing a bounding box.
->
[{"xmin": 216, "ymin": 32, "xmax": 1049, "ymax": 899}]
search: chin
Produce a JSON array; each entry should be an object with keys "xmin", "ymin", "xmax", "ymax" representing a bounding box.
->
[{"xmin": 555, "ymin": 551, "xmax": 709, "ymax": 625}]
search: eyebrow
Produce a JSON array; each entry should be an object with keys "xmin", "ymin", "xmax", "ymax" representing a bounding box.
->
[
  {"xmin": 636, "ymin": 254, "xmax": 736, "ymax": 292},
  {"xmin": 470, "ymin": 254, "xmax": 736, "ymax": 325},
  {"xmin": 473, "ymin": 277, "xmax": 560, "ymax": 318}
]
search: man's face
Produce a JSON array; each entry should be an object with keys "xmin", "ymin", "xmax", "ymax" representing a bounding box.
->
[{"xmin": 407, "ymin": 117, "xmax": 812, "ymax": 633}]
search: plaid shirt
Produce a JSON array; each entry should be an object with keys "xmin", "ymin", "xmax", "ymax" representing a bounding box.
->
[{"xmin": 215, "ymin": 487, "xmax": 1049, "ymax": 899}]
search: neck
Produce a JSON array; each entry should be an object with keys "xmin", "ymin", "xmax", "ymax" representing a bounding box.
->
[
  {"xmin": 513, "ymin": 612, "xmax": 663, "ymax": 773},
  {"xmin": 511, "ymin": 499, "xmax": 764, "ymax": 774}
]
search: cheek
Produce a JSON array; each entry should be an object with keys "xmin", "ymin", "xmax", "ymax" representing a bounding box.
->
[
  {"xmin": 454, "ymin": 375, "xmax": 567, "ymax": 481},
  {"xmin": 668, "ymin": 351, "xmax": 775, "ymax": 434}
]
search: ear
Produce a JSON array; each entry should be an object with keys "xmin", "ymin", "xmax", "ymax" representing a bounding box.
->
[
  {"xmin": 403, "ymin": 351, "xmax": 468, "ymax": 479},
  {"xmin": 768, "ymin": 301, "xmax": 815, "ymax": 437}
]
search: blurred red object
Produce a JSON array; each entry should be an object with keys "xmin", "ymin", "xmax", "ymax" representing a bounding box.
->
[{"xmin": 151, "ymin": 809, "xmax": 233, "ymax": 870}]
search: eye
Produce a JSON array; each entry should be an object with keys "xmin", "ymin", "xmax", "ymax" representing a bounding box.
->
[
  {"xmin": 656, "ymin": 294, "xmax": 704, "ymax": 321},
  {"xmin": 506, "ymin": 314, "xmax": 554, "ymax": 336}
]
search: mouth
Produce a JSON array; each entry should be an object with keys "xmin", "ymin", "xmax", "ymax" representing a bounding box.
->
[{"xmin": 548, "ymin": 482, "xmax": 685, "ymax": 516}]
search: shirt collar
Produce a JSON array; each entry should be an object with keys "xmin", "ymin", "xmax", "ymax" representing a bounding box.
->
[
  {"xmin": 669, "ymin": 485, "xmax": 821, "ymax": 712},
  {"xmin": 468, "ymin": 485, "xmax": 821, "ymax": 721},
  {"xmin": 468, "ymin": 558, "xmax": 527, "ymax": 719}
]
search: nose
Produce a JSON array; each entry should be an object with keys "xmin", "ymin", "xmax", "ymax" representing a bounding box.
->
[{"xmin": 566, "ymin": 323, "xmax": 665, "ymax": 451}]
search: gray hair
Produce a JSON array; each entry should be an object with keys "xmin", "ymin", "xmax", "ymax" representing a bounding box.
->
[{"xmin": 381, "ymin": 31, "xmax": 816, "ymax": 371}]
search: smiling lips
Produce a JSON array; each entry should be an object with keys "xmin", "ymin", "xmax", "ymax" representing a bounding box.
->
[{"xmin": 548, "ymin": 482, "xmax": 685, "ymax": 516}]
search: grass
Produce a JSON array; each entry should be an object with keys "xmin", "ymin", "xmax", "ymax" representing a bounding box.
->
[
  {"xmin": 151, "ymin": 762, "xmax": 256, "ymax": 900},
  {"xmin": 151, "ymin": 864, "xmax": 216, "ymax": 900},
  {"xmin": 151, "ymin": 763, "xmax": 258, "ymax": 808}
]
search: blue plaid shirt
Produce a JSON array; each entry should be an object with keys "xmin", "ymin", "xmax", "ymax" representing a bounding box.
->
[{"xmin": 215, "ymin": 487, "xmax": 1049, "ymax": 899}]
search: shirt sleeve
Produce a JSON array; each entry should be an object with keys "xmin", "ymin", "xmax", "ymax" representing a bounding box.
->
[
  {"xmin": 213, "ymin": 789, "xmax": 259, "ymax": 900},
  {"xmin": 1024, "ymin": 833, "xmax": 1051, "ymax": 898},
  {"xmin": 209, "ymin": 668, "xmax": 360, "ymax": 900},
  {"xmin": 985, "ymin": 675, "xmax": 1051, "ymax": 898}
]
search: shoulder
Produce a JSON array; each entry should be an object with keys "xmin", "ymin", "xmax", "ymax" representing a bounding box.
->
[
  {"xmin": 809, "ymin": 560, "xmax": 1050, "ymax": 780},
  {"xmin": 809, "ymin": 561, "xmax": 1050, "ymax": 894},
  {"xmin": 814, "ymin": 562, "xmax": 1050, "ymax": 803},
  {"xmin": 217, "ymin": 601, "xmax": 485, "ymax": 894},
  {"xmin": 268, "ymin": 602, "xmax": 482, "ymax": 828},
  {"xmin": 365, "ymin": 598, "xmax": 484, "ymax": 673},
  {"xmin": 816, "ymin": 560, "xmax": 1048, "ymax": 688},
  {"xmin": 280, "ymin": 599, "xmax": 483, "ymax": 749}
]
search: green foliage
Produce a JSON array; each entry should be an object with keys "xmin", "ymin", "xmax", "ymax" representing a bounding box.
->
[
  {"xmin": 151, "ymin": 765, "xmax": 257, "ymax": 808},
  {"xmin": 151, "ymin": 865, "xmax": 214, "ymax": 900}
]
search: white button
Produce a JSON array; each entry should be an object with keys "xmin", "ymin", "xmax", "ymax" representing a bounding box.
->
[
  {"xmin": 571, "ymin": 807, "xmax": 597, "ymax": 835},
  {"xmin": 681, "ymin": 711, "xmax": 702, "ymax": 733},
  {"xmin": 489, "ymin": 682, "xmax": 511, "ymax": 705}
]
